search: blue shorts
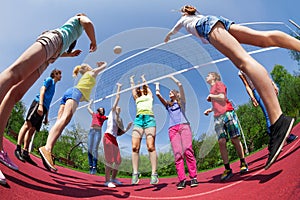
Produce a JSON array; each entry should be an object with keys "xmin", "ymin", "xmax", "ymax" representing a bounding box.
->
[
  {"xmin": 195, "ymin": 15, "xmax": 234, "ymax": 41},
  {"xmin": 60, "ymin": 87, "xmax": 82, "ymax": 105},
  {"xmin": 214, "ymin": 110, "xmax": 240, "ymax": 141},
  {"xmin": 134, "ymin": 114, "xmax": 156, "ymax": 128}
]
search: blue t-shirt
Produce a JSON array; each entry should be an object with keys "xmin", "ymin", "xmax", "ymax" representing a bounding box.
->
[
  {"xmin": 35, "ymin": 77, "xmax": 56, "ymax": 111},
  {"xmin": 166, "ymin": 101, "xmax": 188, "ymax": 128},
  {"xmin": 56, "ymin": 16, "xmax": 83, "ymax": 55}
]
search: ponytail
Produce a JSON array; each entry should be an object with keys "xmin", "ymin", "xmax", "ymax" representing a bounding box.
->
[{"xmin": 73, "ymin": 65, "xmax": 81, "ymax": 77}]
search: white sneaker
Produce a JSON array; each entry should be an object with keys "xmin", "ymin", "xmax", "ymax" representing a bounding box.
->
[
  {"xmin": 104, "ymin": 181, "xmax": 116, "ymax": 188},
  {"xmin": 0, "ymin": 170, "xmax": 6, "ymax": 185}
]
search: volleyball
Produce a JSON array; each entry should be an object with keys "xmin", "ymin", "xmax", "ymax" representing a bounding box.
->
[{"xmin": 113, "ymin": 45, "xmax": 122, "ymax": 54}]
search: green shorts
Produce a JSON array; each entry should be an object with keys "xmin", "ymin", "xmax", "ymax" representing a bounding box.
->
[{"xmin": 134, "ymin": 114, "xmax": 156, "ymax": 128}]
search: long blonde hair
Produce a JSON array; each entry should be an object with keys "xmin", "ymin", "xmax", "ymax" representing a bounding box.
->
[{"xmin": 72, "ymin": 63, "xmax": 92, "ymax": 77}]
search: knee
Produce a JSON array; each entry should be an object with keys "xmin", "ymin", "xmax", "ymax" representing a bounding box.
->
[
  {"xmin": 132, "ymin": 146, "xmax": 140, "ymax": 153},
  {"xmin": 218, "ymin": 138, "xmax": 226, "ymax": 146},
  {"xmin": 147, "ymin": 145, "xmax": 156, "ymax": 152}
]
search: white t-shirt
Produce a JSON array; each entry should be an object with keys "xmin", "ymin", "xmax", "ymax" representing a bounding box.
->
[{"xmin": 104, "ymin": 110, "xmax": 118, "ymax": 138}]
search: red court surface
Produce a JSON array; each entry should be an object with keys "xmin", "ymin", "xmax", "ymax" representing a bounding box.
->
[{"xmin": 1, "ymin": 124, "xmax": 300, "ymax": 200}]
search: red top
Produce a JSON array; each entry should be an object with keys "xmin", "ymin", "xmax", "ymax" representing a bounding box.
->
[
  {"xmin": 210, "ymin": 81, "xmax": 234, "ymax": 117},
  {"xmin": 91, "ymin": 113, "xmax": 107, "ymax": 127}
]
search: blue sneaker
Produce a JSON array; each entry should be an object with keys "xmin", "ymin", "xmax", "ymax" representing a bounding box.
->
[
  {"xmin": 111, "ymin": 179, "xmax": 122, "ymax": 185},
  {"xmin": 286, "ymin": 134, "xmax": 298, "ymax": 144}
]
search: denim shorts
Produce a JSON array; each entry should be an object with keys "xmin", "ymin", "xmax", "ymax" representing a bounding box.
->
[
  {"xmin": 214, "ymin": 110, "xmax": 240, "ymax": 141},
  {"xmin": 195, "ymin": 15, "xmax": 234, "ymax": 41},
  {"xmin": 60, "ymin": 87, "xmax": 82, "ymax": 105},
  {"xmin": 36, "ymin": 30, "xmax": 63, "ymax": 75},
  {"xmin": 134, "ymin": 114, "xmax": 156, "ymax": 128}
]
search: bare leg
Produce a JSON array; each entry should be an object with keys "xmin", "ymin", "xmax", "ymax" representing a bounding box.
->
[
  {"xmin": 132, "ymin": 128, "xmax": 142, "ymax": 174},
  {"xmin": 229, "ymin": 24, "xmax": 300, "ymax": 51},
  {"xmin": 209, "ymin": 22, "xmax": 281, "ymax": 124},
  {"xmin": 0, "ymin": 69, "xmax": 42, "ymax": 151},
  {"xmin": 145, "ymin": 127, "xmax": 157, "ymax": 174},
  {"xmin": 105, "ymin": 165, "xmax": 112, "ymax": 182},
  {"xmin": 0, "ymin": 42, "xmax": 46, "ymax": 104},
  {"xmin": 231, "ymin": 137, "xmax": 245, "ymax": 159},
  {"xmin": 23, "ymin": 128, "xmax": 36, "ymax": 151},
  {"xmin": 17, "ymin": 122, "xmax": 32, "ymax": 146},
  {"xmin": 218, "ymin": 138, "xmax": 229, "ymax": 164},
  {"xmin": 45, "ymin": 99, "xmax": 78, "ymax": 151}
]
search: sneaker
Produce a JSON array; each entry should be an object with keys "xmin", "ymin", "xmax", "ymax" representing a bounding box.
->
[
  {"xmin": 240, "ymin": 162, "xmax": 248, "ymax": 174},
  {"xmin": 221, "ymin": 169, "xmax": 233, "ymax": 181},
  {"xmin": 0, "ymin": 170, "xmax": 6, "ymax": 185},
  {"xmin": 286, "ymin": 134, "xmax": 298, "ymax": 144},
  {"xmin": 177, "ymin": 180, "xmax": 186, "ymax": 190},
  {"xmin": 22, "ymin": 152, "xmax": 38, "ymax": 166},
  {"xmin": 0, "ymin": 150, "xmax": 18, "ymax": 171},
  {"xmin": 14, "ymin": 149, "xmax": 25, "ymax": 162},
  {"xmin": 90, "ymin": 167, "xmax": 96, "ymax": 175},
  {"xmin": 190, "ymin": 178, "xmax": 198, "ymax": 187},
  {"xmin": 265, "ymin": 114, "xmax": 294, "ymax": 170},
  {"xmin": 39, "ymin": 146, "xmax": 57, "ymax": 171},
  {"xmin": 131, "ymin": 173, "xmax": 140, "ymax": 185},
  {"xmin": 104, "ymin": 181, "xmax": 116, "ymax": 188},
  {"xmin": 150, "ymin": 173, "xmax": 159, "ymax": 185},
  {"xmin": 111, "ymin": 179, "xmax": 122, "ymax": 185}
]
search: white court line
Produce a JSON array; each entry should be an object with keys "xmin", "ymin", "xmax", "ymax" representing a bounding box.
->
[{"xmin": 129, "ymin": 139, "xmax": 299, "ymax": 199}]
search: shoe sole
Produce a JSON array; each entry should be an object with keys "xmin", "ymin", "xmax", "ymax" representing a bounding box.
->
[
  {"xmin": 150, "ymin": 179, "xmax": 159, "ymax": 185},
  {"xmin": 0, "ymin": 158, "xmax": 19, "ymax": 171},
  {"xmin": 265, "ymin": 118, "xmax": 294, "ymax": 170},
  {"xmin": 132, "ymin": 179, "xmax": 139, "ymax": 185},
  {"xmin": 39, "ymin": 148, "xmax": 57, "ymax": 171}
]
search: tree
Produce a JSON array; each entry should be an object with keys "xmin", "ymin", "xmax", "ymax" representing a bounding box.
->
[
  {"xmin": 271, "ymin": 65, "xmax": 300, "ymax": 119},
  {"xmin": 6, "ymin": 101, "xmax": 26, "ymax": 134}
]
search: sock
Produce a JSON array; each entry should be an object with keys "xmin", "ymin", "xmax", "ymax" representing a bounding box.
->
[
  {"xmin": 240, "ymin": 158, "xmax": 245, "ymax": 165},
  {"xmin": 224, "ymin": 163, "xmax": 231, "ymax": 170},
  {"xmin": 16, "ymin": 145, "xmax": 21, "ymax": 151}
]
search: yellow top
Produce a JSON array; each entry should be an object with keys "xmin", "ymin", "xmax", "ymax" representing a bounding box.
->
[
  {"xmin": 136, "ymin": 95, "xmax": 154, "ymax": 115},
  {"xmin": 75, "ymin": 73, "xmax": 95, "ymax": 102}
]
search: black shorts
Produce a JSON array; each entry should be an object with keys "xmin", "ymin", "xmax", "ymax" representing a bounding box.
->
[{"xmin": 26, "ymin": 100, "xmax": 47, "ymax": 131}]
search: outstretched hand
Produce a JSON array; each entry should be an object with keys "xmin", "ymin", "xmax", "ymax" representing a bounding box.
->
[
  {"xmin": 70, "ymin": 49, "xmax": 82, "ymax": 57},
  {"xmin": 90, "ymin": 42, "xmax": 97, "ymax": 52}
]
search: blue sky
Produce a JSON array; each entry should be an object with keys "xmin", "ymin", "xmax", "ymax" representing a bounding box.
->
[{"xmin": 1, "ymin": 1, "xmax": 299, "ymax": 159}]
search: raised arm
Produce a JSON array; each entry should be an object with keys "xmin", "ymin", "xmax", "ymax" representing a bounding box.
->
[
  {"xmin": 170, "ymin": 75, "xmax": 185, "ymax": 104},
  {"xmin": 130, "ymin": 75, "xmax": 137, "ymax": 100},
  {"xmin": 238, "ymin": 71, "xmax": 258, "ymax": 107},
  {"xmin": 155, "ymin": 82, "xmax": 168, "ymax": 107},
  {"xmin": 112, "ymin": 83, "xmax": 122, "ymax": 111},
  {"xmin": 91, "ymin": 61, "xmax": 107, "ymax": 77},
  {"xmin": 141, "ymin": 74, "xmax": 152, "ymax": 96},
  {"xmin": 87, "ymin": 99, "xmax": 94, "ymax": 115}
]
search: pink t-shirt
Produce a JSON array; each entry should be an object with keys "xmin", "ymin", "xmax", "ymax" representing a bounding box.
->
[
  {"xmin": 210, "ymin": 81, "xmax": 234, "ymax": 117},
  {"xmin": 91, "ymin": 113, "xmax": 107, "ymax": 127}
]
